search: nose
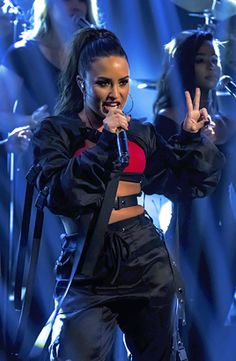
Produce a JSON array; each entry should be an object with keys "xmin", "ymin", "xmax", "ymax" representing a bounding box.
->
[
  {"xmin": 206, "ymin": 59, "xmax": 216, "ymax": 69},
  {"xmin": 110, "ymin": 84, "xmax": 120, "ymax": 98},
  {"xmin": 71, "ymin": 0, "xmax": 86, "ymax": 14}
]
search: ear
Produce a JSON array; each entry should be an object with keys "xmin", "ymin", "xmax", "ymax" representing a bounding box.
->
[{"xmin": 76, "ymin": 75, "xmax": 85, "ymax": 94}]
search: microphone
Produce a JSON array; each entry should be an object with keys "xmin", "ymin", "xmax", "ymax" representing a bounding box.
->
[
  {"xmin": 219, "ymin": 75, "xmax": 236, "ymax": 99},
  {"xmin": 116, "ymin": 128, "xmax": 130, "ymax": 168},
  {"xmin": 72, "ymin": 14, "xmax": 92, "ymax": 30}
]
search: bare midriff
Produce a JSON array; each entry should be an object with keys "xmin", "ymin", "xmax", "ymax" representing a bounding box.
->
[{"xmin": 109, "ymin": 180, "xmax": 144, "ymax": 224}]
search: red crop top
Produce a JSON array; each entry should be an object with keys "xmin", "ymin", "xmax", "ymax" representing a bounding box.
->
[{"xmin": 74, "ymin": 140, "xmax": 146, "ymax": 173}]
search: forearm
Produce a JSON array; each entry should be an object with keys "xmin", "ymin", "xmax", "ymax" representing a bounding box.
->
[{"xmin": 143, "ymin": 129, "xmax": 225, "ymax": 200}]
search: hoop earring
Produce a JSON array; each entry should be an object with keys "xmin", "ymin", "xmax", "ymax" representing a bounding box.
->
[{"xmin": 123, "ymin": 93, "xmax": 134, "ymax": 114}]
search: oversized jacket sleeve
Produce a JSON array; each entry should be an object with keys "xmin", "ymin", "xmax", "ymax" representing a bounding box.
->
[
  {"xmin": 33, "ymin": 116, "xmax": 118, "ymax": 217},
  {"xmin": 142, "ymin": 124, "xmax": 225, "ymax": 201}
]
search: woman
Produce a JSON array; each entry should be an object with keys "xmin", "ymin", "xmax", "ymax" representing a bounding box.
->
[
  {"xmin": 0, "ymin": 0, "xmax": 98, "ymax": 131},
  {"xmin": 0, "ymin": 1, "xmax": 99, "ymax": 357},
  {"xmin": 33, "ymin": 27, "xmax": 224, "ymax": 361},
  {"xmin": 154, "ymin": 30, "xmax": 236, "ymax": 361}
]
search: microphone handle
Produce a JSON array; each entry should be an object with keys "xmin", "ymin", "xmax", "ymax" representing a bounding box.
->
[{"xmin": 116, "ymin": 129, "xmax": 129, "ymax": 167}]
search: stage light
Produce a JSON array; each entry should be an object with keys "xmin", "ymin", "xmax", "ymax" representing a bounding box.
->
[
  {"xmin": 91, "ymin": 0, "xmax": 99, "ymax": 24},
  {"xmin": 158, "ymin": 200, "xmax": 172, "ymax": 233}
]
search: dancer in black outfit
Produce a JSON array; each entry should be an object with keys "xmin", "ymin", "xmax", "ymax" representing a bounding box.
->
[
  {"xmin": 33, "ymin": 27, "xmax": 224, "ymax": 361},
  {"xmin": 154, "ymin": 30, "xmax": 236, "ymax": 361}
]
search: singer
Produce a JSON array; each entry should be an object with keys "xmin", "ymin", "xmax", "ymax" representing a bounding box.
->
[{"xmin": 33, "ymin": 27, "xmax": 224, "ymax": 361}]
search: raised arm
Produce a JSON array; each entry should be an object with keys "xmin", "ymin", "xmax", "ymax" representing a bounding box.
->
[{"xmin": 143, "ymin": 89, "xmax": 225, "ymax": 200}]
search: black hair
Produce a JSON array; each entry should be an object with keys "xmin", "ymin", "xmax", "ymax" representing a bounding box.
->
[
  {"xmin": 55, "ymin": 27, "xmax": 128, "ymax": 115},
  {"xmin": 153, "ymin": 30, "xmax": 220, "ymax": 115}
]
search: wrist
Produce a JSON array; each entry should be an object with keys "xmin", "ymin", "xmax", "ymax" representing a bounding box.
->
[
  {"xmin": 180, "ymin": 124, "xmax": 201, "ymax": 141},
  {"xmin": 97, "ymin": 129, "xmax": 117, "ymax": 150},
  {"xmin": 182, "ymin": 122, "xmax": 199, "ymax": 134},
  {"xmin": 103, "ymin": 123, "xmax": 116, "ymax": 133}
]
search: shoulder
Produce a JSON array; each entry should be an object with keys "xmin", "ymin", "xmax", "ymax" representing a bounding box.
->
[
  {"xmin": 33, "ymin": 115, "xmax": 87, "ymax": 154},
  {"xmin": 2, "ymin": 39, "xmax": 38, "ymax": 70},
  {"xmin": 155, "ymin": 109, "xmax": 179, "ymax": 129},
  {"xmin": 35, "ymin": 115, "xmax": 86, "ymax": 144},
  {"xmin": 6, "ymin": 39, "xmax": 36, "ymax": 56},
  {"xmin": 157, "ymin": 108, "xmax": 177, "ymax": 122},
  {"xmin": 39, "ymin": 114, "xmax": 86, "ymax": 135},
  {"xmin": 154, "ymin": 108, "xmax": 180, "ymax": 141}
]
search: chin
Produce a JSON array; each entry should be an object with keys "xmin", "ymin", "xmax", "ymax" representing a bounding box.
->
[
  {"xmin": 206, "ymin": 79, "xmax": 219, "ymax": 89},
  {"xmin": 200, "ymin": 83, "xmax": 216, "ymax": 92},
  {"xmin": 208, "ymin": 84, "xmax": 217, "ymax": 91}
]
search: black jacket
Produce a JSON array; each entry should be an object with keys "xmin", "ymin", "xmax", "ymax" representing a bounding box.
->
[{"xmin": 33, "ymin": 115, "xmax": 224, "ymax": 218}]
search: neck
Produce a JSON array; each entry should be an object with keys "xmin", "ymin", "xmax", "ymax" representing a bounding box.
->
[
  {"xmin": 38, "ymin": 29, "xmax": 66, "ymax": 70},
  {"xmin": 50, "ymin": 18, "xmax": 79, "ymax": 45},
  {"xmin": 199, "ymin": 89, "xmax": 210, "ymax": 108},
  {"xmin": 40, "ymin": 30, "xmax": 64, "ymax": 49}
]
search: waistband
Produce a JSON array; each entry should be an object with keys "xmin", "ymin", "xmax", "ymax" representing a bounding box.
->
[{"xmin": 107, "ymin": 213, "xmax": 148, "ymax": 232}]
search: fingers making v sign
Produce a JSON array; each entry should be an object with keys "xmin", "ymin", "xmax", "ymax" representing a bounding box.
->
[{"xmin": 183, "ymin": 88, "xmax": 209, "ymax": 133}]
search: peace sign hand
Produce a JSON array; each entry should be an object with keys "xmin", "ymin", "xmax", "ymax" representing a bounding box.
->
[{"xmin": 183, "ymin": 88, "xmax": 209, "ymax": 133}]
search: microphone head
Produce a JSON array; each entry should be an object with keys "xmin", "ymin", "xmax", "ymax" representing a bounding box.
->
[
  {"xmin": 72, "ymin": 14, "xmax": 91, "ymax": 30},
  {"xmin": 219, "ymin": 75, "xmax": 233, "ymax": 88}
]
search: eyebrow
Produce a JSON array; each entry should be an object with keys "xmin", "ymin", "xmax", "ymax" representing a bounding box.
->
[
  {"xmin": 96, "ymin": 76, "xmax": 130, "ymax": 80},
  {"xmin": 195, "ymin": 53, "xmax": 217, "ymax": 56}
]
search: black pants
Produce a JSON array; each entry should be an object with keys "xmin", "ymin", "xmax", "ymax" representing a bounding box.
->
[{"xmin": 50, "ymin": 214, "xmax": 176, "ymax": 361}]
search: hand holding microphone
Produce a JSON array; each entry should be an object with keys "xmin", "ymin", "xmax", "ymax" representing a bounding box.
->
[{"xmin": 103, "ymin": 109, "xmax": 130, "ymax": 167}]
